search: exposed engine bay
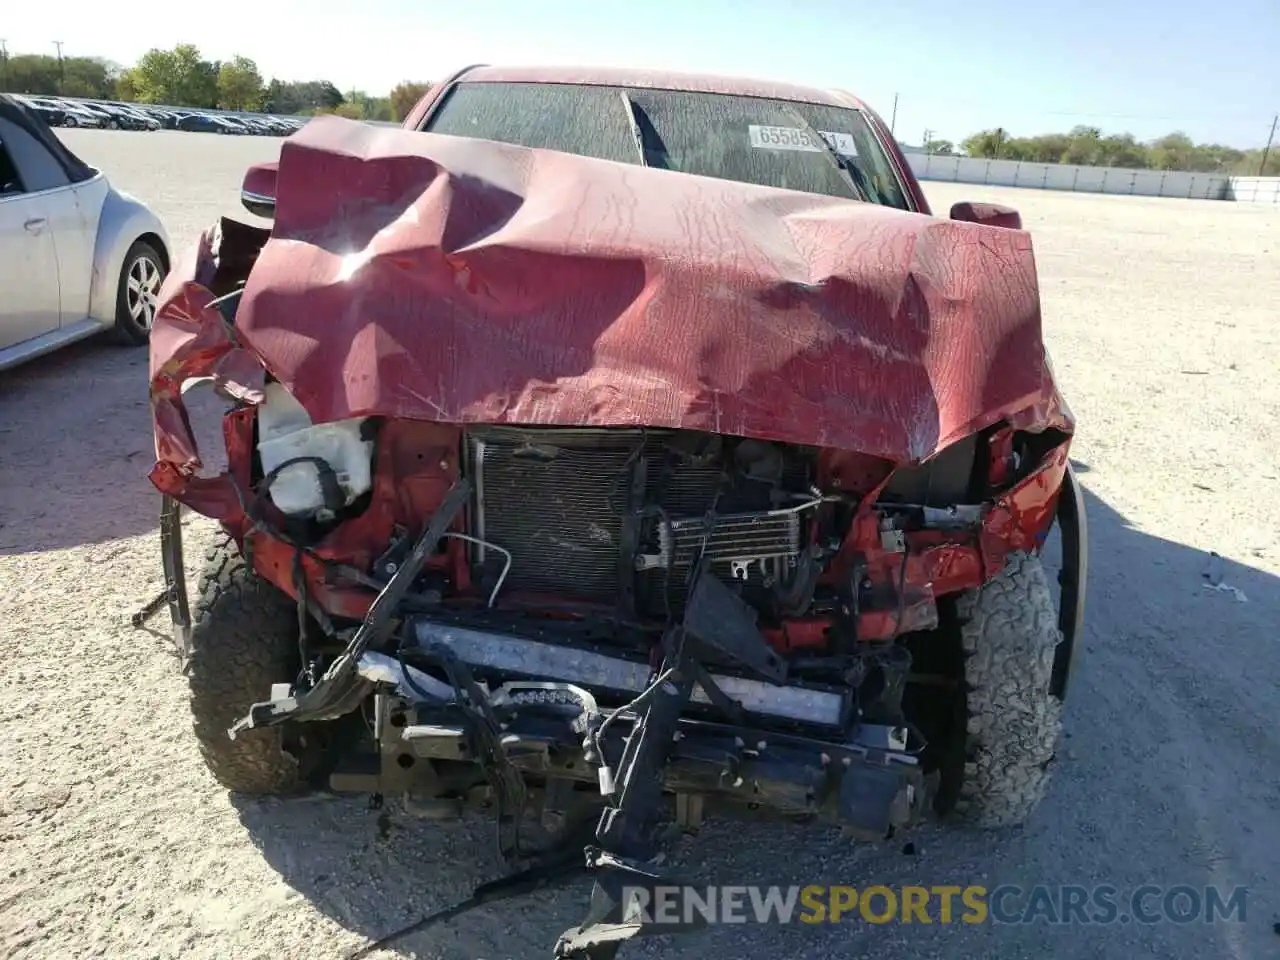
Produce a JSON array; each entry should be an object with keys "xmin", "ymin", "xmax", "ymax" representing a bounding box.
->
[
  {"xmin": 151, "ymin": 402, "xmax": 1074, "ymax": 957},
  {"xmin": 149, "ymin": 365, "xmax": 1075, "ymax": 960}
]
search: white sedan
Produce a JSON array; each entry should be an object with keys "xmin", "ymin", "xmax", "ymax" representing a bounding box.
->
[{"xmin": 0, "ymin": 93, "xmax": 170, "ymax": 371}]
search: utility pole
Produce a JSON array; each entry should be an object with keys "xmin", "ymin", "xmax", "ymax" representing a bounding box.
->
[
  {"xmin": 52, "ymin": 40, "xmax": 64, "ymax": 93},
  {"xmin": 1260, "ymin": 114, "xmax": 1278, "ymax": 176},
  {"xmin": 0, "ymin": 39, "xmax": 8, "ymax": 92},
  {"xmin": 889, "ymin": 92, "xmax": 898, "ymax": 135},
  {"xmin": 922, "ymin": 128, "xmax": 933, "ymax": 153}
]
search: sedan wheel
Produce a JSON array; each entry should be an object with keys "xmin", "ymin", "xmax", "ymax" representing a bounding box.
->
[{"xmin": 111, "ymin": 240, "xmax": 167, "ymax": 346}]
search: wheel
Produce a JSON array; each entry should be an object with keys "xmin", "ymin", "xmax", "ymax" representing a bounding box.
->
[
  {"xmin": 64, "ymin": 115, "xmax": 78, "ymax": 128},
  {"xmin": 945, "ymin": 552, "xmax": 1064, "ymax": 827},
  {"xmin": 186, "ymin": 532, "xmax": 309, "ymax": 794},
  {"xmin": 109, "ymin": 240, "xmax": 166, "ymax": 345},
  {"xmin": 108, "ymin": 119, "xmax": 120, "ymax": 130}
]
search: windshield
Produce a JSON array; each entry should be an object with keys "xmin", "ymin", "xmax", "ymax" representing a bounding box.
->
[{"xmin": 423, "ymin": 81, "xmax": 911, "ymax": 210}]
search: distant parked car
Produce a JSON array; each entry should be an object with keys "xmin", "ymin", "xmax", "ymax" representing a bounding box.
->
[
  {"xmin": 86, "ymin": 102, "xmax": 153, "ymax": 131},
  {"xmin": 155, "ymin": 110, "xmax": 189, "ymax": 130},
  {"xmin": 214, "ymin": 116, "xmax": 249, "ymax": 135},
  {"xmin": 176, "ymin": 113, "xmax": 222, "ymax": 133},
  {"xmin": 22, "ymin": 97, "xmax": 103, "ymax": 128},
  {"xmin": 64, "ymin": 101, "xmax": 123, "ymax": 128},
  {"xmin": 11, "ymin": 96, "xmax": 68, "ymax": 127},
  {"xmin": 0, "ymin": 94, "xmax": 171, "ymax": 370},
  {"xmin": 109, "ymin": 103, "xmax": 161, "ymax": 131},
  {"xmin": 150, "ymin": 109, "xmax": 180, "ymax": 129}
]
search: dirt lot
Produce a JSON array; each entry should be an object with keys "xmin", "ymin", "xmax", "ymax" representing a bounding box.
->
[{"xmin": 1, "ymin": 129, "xmax": 1278, "ymax": 960}]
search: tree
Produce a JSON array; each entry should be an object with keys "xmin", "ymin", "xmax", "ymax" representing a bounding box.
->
[
  {"xmin": 5, "ymin": 54, "xmax": 62, "ymax": 95},
  {"xmin": 1148, "ymin": 132, "xmax": 1197, "ymax": 171},
  {"xmin": 115, "ymin": 69, "xmax": 140, "ymax": 102},
  {"xmin": 1095, "ymin": 133, "xmax": 1149, "ymax": 169},
  {"xmin": 217, "ymin": 56, "xmax": 264, "ymax": 110},
  {"xmin": 339, "ymin": 89, "xmax": 394, "ymax": 121},
  {"xmin": 389, "ymin": 81, "xmax": 431, "ymax": 121},
  {"xmin": 128, "ymin": 44, "xmax": 218, "ymax": 106},
  {"xmin": 922, "ymin": 138, "xmax": 955, "ymax": 156},
  {"xmin": 961, "ymin": 128, "xmax": 1007, "ymax": 158},
  {"xmin": 262, "ymin": 79, "xmax": 344, "ymax": 114}
]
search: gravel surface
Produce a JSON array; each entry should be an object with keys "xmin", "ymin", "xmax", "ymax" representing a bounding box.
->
[{"xmin": 2, "ymin": 129, "xmax": 1277, "ymax": 960}]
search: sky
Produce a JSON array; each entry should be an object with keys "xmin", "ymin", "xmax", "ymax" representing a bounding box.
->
[{"xmin": 4, "ymin": 0, "xmax": 1277, "ymax": 147}]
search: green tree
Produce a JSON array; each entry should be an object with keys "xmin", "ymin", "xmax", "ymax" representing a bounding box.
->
[
  {"xmin": 5, "ymin": 54, "xmax": 62, "ymax": 94},
  {"xmin": 262, "ymin": 79, "xmax": 344, "ymax": 114},
  {"xmin": 340, "ymin": 89, "xmax": 394, "ymax": 121},
  {"xmin": 129, "ymin": 44, "xmax": 218, "ymax": 106},
  {"xmin": 1095, "ymin": 133, "xmax": 1149, "ymax": 169},
  {"xmin": 217, "ymin": 56, "xmax": 264, "ymax": 110},
  {"xmin": 961, "ymin": 128, "xmax": 1008, "ymax": 158},
  {"xmin": 922, "ymin": 137, "xmax": 955, "ymax": 156},
  {"xmin": 1148, "ymin": 132, "xmax": 1197, "ymax": 171},
  {"xmin": 389, "ymin": 81, "xmax": 431, "ymax": 121},
  {"xmin": 1061, "ymin": 127, "xmax": 1102, "ymax": 166},
  {"xmin": 115, "ymin": 69, "xmax": 140, "ymax": 102}
]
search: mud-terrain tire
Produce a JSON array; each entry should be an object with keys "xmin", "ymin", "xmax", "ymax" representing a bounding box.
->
[
  {"xmin": 951, "ymin": 552, "xmax": 1064, "ymax": 828},
  {"xmin": 186, "ymin": 532, "xmax": 307, "ymax": 794}
]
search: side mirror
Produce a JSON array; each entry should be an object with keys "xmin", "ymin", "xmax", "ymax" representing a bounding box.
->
[
  {"xmin": 949, "ymin": 201, "xmax": 1022, "ymax": 231},
  {"xmin": 241, "ymin": 162, "xmax": 278, "ymax": 219}
]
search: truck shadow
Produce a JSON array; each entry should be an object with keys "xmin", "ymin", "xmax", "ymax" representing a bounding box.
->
[
  {"xmin": 0, "ymin": 341, "xmax": 160, "ymax": 556},
  {"xmin": 230, "ymin": 469, "xmax": 1278, "ymax": 959}
]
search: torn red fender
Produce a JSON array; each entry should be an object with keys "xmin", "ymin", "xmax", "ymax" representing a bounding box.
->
[
  {"xmin": 854, "ymin": 438, "xmax": 1070, "ymax": 641},
  {"xmin": 148, "ymin": 225, "xmax": 266, "ymax": 524}
]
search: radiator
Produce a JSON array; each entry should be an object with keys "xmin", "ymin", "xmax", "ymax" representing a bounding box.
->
[{"xmin": 464, "ymin": 426, "xmax": 806, "ymax": 610}]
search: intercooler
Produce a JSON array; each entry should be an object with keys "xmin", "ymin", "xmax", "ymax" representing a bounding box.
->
[{"xmin": 464, "ymin": 426, "xmax": 808, "ymax": 613}]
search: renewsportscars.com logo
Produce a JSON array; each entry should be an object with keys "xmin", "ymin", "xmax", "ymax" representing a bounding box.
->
[{"xmin": 619, "ymin": 884, "xmax": 1249, "ymax": 926}]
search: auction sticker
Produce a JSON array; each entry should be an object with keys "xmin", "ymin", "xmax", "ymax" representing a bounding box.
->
[{"xmin": 748, "ymin": 125, "xmax": 858, "ymax": 156}]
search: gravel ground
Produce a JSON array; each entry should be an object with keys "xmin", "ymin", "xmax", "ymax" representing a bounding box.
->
[{"xmin": 2, "ymin": 129, "xmax": 1278, "ymax": 960}]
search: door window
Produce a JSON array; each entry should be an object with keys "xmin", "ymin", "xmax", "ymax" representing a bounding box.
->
[{"xmin": 0, "ymin": 118, "xmax": 71, "ymax": 194}]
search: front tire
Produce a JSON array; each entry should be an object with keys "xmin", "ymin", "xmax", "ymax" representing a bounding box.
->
[
  {"xmin": 109, "ymin": 240, "xmax": 166, "ymax": 345},
  {"xmin": 186, "ymin": 533, "xmax": 308, "ymax": 795},
  {"xmin": 947, "ymin": 553, "xmax": 1064, "ymax": 827}
]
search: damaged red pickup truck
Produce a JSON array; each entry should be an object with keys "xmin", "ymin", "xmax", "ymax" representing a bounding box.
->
[{"xmin": 146, "ymin": 66, "xmax": 1085, "ymax": 957}]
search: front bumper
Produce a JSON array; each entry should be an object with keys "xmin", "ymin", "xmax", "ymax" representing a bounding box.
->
[
  {"xmin": 322, "ymin": 615, "xmax": 926, "ymax": 841},
  {"xmin": 368, "ymin": 688, "xmax": 925, "ymax": 839}
]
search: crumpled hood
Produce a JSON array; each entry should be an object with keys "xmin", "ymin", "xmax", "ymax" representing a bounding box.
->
[{"xmin": 217, "ymin": 116, "xmax": 1069, "ymax": 463}]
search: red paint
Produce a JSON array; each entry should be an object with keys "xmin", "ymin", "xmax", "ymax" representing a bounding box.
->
[
  {"xmin": 950, "ymin": 201, "xmax": 1023, "ymax": 231},
  {"xmin": 227, "ymin": 116, "xmax": 1066, "ymax": 463},
  {"xmin": 987, "ymin": 427, "xmax": 1015, "ymax": 489},
  {"xmin": 146, "ymin": 85, "xmax": 1074, "ymax": 648},
  {"xmin": 762, "ymin": 620, "xmax": 833, "ymax": 652}
]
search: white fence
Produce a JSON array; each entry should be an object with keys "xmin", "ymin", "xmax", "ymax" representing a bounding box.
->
[
  {"xmin": 903, "ymin": 153, "xmax": 1280, "ymax": 204},
  {"xmin": 1226, "ymin": 177, "xmax": 1280, "ymax": 204},
  {"xmin": 904, "ymin": 153, "xmax": 1236, "ymax": 200}
]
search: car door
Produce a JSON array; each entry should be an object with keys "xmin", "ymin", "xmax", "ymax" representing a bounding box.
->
[
  {"xmin": 0, "ymin": 116, "xmax": 98, "ymax": 328},
  {"xmin": 0, "ymin": 124, "xmax": 63, "ymax": 350}
]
